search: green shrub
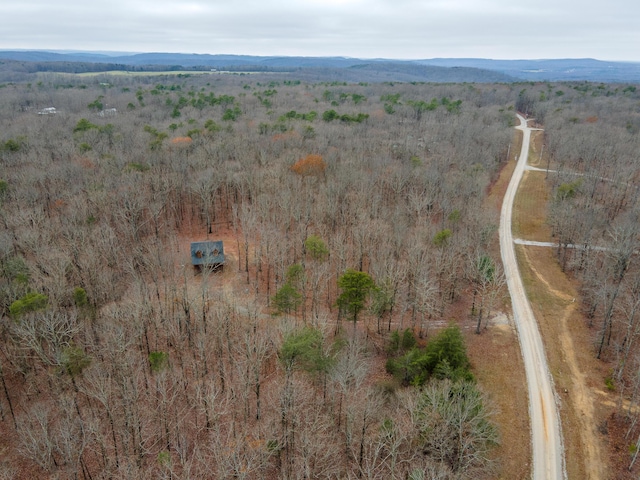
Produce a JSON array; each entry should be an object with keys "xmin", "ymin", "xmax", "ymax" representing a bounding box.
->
[
  {"xmin": 73, "ymin": 287, "xmax": 88, "ymax": 308},
  {"xmin": 4, "ymin": 139, "xmax": 21, "ymax": 152},
  {"xmin": 386, "ymin": 325, "xmax": 472, "ymax": 386},
  {"xmin": 3, "ymin": 255, "xmax": 29, "ymax": 284},
  {"xmin": 322, "ymin": 109, "xmax": 339, "ymax": 122},
  {"xmin": 149, "ymin": 351, "xmax": 169, "ymax": 373},
  {"xmin": 388, "ymin": 330, "xmax": 401, "ymax": 353},
  {"xmin": 126, "ymin": 162, "xmax": 150, "ymax": 172},
  {"xmin": 9, "ymin": 292, "xmax": 48, "ymax": 318},
  {"xmin": 279, "ymin": 327, "xmax": 333, "ymax": 375},
  {"xmin": 605, "ymin": 376, "xmax": 616, "ymax": 391},
  {"xmin": 556, "ymin": 178, "xmax": 583, "ymax": 200},
  {"xmin": 74, "ymin": 118, "xmax": 97, "ymax": 133},
  {"xmin": 337, "ymin": 269, "xmax": 375, "ymax": 323},
  {"xmin": 305, "ymin": 235, "xmax": 329, "ymax": 260},
  {"xmin": 61, "ymin": 345, "xmax": 91, "ymax": 377},
  {"xmin": 402, "ymin": 329, "xmax": 417, "ymax": 350},
  {"xmin": 433, "ymin": 229, "xmax": 452, "ymax": 247}
]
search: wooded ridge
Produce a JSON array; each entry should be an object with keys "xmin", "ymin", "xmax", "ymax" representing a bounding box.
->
[{"xmin": 2, "ymin": 50, "xmax": 640, "ymax": 81}]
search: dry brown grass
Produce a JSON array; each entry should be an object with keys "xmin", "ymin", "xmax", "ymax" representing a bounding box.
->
[
  {"xmin": 467, "ymin": 321, "xmax": 531, "ymax": 479},
  {"xmin": 528, "ymin": 130, "xmax": 545, "ymax": 168},
  {"xmin": 512, "ymin": 170, "xmax": 552, "ymax": 240}
]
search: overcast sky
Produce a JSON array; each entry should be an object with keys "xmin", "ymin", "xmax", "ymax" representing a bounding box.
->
[{"xmin": 1, "ymin": 0, "xmax": 638, "ymax": 61}]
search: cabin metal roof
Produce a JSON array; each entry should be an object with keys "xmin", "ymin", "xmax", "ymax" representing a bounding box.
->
[{"xmin": 190, "ymin": 241, "xmax": 224, "ymax": 266}]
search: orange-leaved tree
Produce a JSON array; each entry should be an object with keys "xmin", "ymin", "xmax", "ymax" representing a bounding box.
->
[
  {"xmin": 290, "ymin": 154, "xmax": 326, "ymax": 177},
  {"xmin": 171, "ymin": 136, "xmax": 193, "ymax": 145}
]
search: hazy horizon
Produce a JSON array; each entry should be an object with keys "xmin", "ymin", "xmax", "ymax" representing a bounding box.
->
[
  {"xmin": 1, "ymin": 0, "xmax": 639, "ymax": 62},
  {"xmin": 1, "ymin": 48, "xmax": 638, "ymax": 64}
]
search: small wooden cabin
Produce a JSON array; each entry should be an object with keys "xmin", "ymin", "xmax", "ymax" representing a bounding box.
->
[{"xmin": 190, "ymin": 241, "xmax": 224, "ymax": 271}]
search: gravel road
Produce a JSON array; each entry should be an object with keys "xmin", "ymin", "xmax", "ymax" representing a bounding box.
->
[{"xmin": 499, "ymin": 114, "xmax": 565, "ymax": 479}]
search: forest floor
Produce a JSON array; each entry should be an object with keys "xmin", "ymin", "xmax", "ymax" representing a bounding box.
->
[{"xmin": 511, "ymin": 129, "xmax": 613, "ymax": 479}]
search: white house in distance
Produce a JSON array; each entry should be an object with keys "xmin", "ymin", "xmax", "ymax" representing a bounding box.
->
[
  {"xmin": 38, "ymin": 107, "xmax": 56, "ymax": 115},
  {"xmin": 98, "ymin": 108, "xmax": 117, "ymax": 118}
]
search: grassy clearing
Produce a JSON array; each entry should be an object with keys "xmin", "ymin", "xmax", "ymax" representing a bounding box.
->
[
  {"xmin": 71, "ymin": 70, "xmax": 276, "ymax": 77},
  {"xmin": 528, "ymin": 130, "xmax": 545, "ymax": 168},
  {"xmin": 512, "ymin": 171, "xmax": 552, "ymax": 240},
  {"xmin": 74, "ymin": 70, "xmax": 216, "ymax": 77}
]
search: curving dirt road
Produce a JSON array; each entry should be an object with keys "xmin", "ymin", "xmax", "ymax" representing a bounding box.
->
[{"xmin": 499, "ymin": 114, "xmax": 566, "ymax": 479}]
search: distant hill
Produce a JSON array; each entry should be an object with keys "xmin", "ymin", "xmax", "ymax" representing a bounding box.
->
[
  {"xmin": 0, "ymin": 51, "xmax": 366, "ymax": 69},
  {"xmin": 309, "ymin": 63, "xmax": 515, "ymax": 83},
  {"xmin": 415, "ymin": 58, "xmax": 640, "ymax": 82},
  {"xmin": 0, "ymin": 50, "xmax": 639, "ymax": 83}
]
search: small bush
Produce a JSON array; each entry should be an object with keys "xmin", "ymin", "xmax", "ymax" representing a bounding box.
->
[
  {"xmin": 386, "ymin": 325, "xmax": 473, "ymax": 386},
  {"xmin": 605, "ymin": 376, "xmax": 615, "ymax": 391},
  {"xmin": 272, "ymin": 283, "xmax": 302, "ymax": 315},
  {"xmin": 61, "ymin": 345, "xmax": 91, "ymax": 377},
  {"xmin": 322, "ymin": 109, "xmax": 339, "ymax": 122},
  {"xmin": 149, "ymin": 351, "xmax": 169, "ymax": 373},
  {"xmin": 279, "ymin": 327, "xmax": 333, "ymax": 375},
  {"xmin": 556, "ymin": 178, "xmax": 582, "ymax": 200},
  {"xmin": 73, "ymin": 287, "xmax": 88, "ymax": 308},
  {"xmin": 402, "ymin": 329, "xmax": 417, "ymax": 350},
  {"xmin": 10, "ymin": 292, "xmax": 48, "ymax": 318},
  {"xmin": 74, "ymin": 118, "xmax": 97, "ymax": 133},
  {"xmin": 433, "ymin": 229, "xmax": 452, "ymax": 247},
  {"xmin": 4, "ymin": 139, "xmax": 21, "ymax": 152},
  {"xmin": 126, "ymin": 162, "xmax": 150, "ymax": 172}
]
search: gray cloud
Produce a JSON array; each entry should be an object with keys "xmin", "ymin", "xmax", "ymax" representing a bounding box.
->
[{"xmin": 1, "ymin": 0, "xmax": 638, "ymax": 60}]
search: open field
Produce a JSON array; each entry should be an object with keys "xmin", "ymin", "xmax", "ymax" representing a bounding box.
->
[
  {"xmin": 75, "ymin": 70, "xmax": 216, "ymax": 77},
  {"xmin": 72, "ymin": 70, "xmax": 275, "ymax": 77}
]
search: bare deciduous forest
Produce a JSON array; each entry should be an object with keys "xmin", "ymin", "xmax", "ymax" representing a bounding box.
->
[{"xmin": 0, "ymin": 72, "xmax": 638, "ymax": 479}]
